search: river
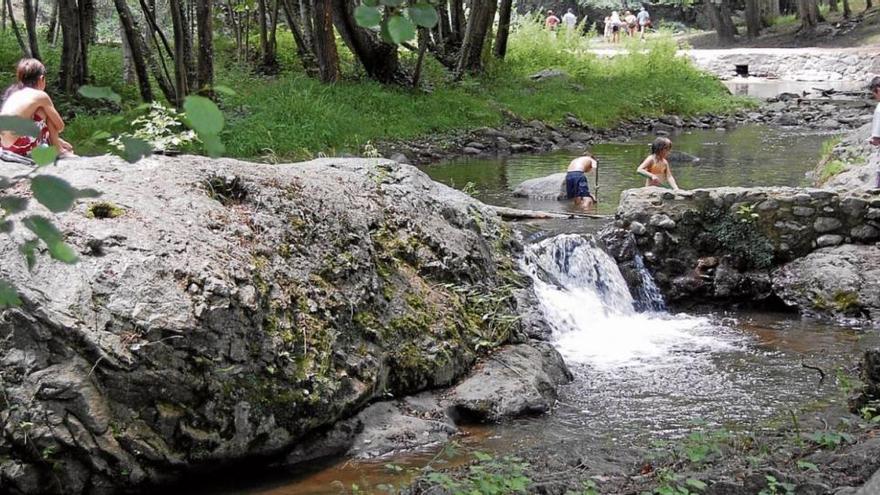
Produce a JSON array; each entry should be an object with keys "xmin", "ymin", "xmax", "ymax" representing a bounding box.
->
[{"xmin": 196, "ymin": 124, "xmax": 880, "ymax": 495}]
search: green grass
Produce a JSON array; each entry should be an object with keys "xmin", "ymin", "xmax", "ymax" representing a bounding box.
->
[{"xmin": 0, "ymin": 20, "xmax": 748, "ymax": 161}]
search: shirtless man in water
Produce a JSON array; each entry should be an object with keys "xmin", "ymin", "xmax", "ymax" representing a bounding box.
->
[
  {"xmin": 565, "ymin": 153, "xmax": 597, "ymax": 210},
  {"xmin": 0, "ymin": 58, "xmax": 74, "ymax": 158}
]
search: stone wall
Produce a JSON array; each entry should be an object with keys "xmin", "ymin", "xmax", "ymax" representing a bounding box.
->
[
  {"xmin": 601, "ymin": 186, "xmax": 880, "ymax": 319},
  {"xmin": 689, "ymin": 48, "xmax": 880, "ymax": 81}
]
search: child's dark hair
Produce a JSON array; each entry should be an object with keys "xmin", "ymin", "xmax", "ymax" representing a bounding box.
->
[
  {"xmin": 651, "ymin": 137, "xmax": 672, "ymax": 155},
  {"xmin": 870, "ymin": 76, "xmax": 880, "ymax": 93},
  {"xmin": 3, "ymin": 58, "xmax": 46, "ymax": 102}
]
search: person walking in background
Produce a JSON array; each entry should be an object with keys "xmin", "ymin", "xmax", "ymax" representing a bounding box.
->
[
  {"xmin": 610, "ymin": 11, "xmax": 622, "ymax": 43},
  {"xmin": 625, "ymin": 11, "xmax": 638, "ymax": 37},
  {"xmin": 637, "ymin": 6, "xmax": 651, "ymax": 40},
  {"xmin": 869, "ymin": 76, "xmax": 880, "ymax": 187},
  {"xmin": 603, "ymin": 16, "xmax": 613, "ymax": 40},
  {"xmin": 545, "ymin": 10, "xmax": 561, "ymax": 30},
  {"xmin": 562, "ymin": 8, "xmax": 578, "ymax": 30}
]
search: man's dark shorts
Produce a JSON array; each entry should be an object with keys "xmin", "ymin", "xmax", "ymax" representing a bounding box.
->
[{"xmin": 565, "ymin": 171, "xmax": 590, "ymax": 199}]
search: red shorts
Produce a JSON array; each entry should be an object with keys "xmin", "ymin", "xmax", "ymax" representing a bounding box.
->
[{"xmin": 3, "ymin": 115, "xmax": 49, "ymax": 156}]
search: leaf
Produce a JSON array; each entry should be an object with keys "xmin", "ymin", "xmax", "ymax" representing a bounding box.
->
[
  {"xmin": 183, "ymin": 95, "xmax": 224, "ymax": 136},
  {"xmin": 212, "ymin": 85, "xmax": 237, "ymax": 96},
  {"xmin": 0, "ymin": 279, "xmax": 21, "ymax": 308},
  {"xmin": 0, "ymin": 116, "xmax": 39, "ymax": 137},
  {"xmin": 78, "ymin": 85, "xmax": 121, "ymax": 105},
  {"xmin": 31, "ymin": 146, "xmax": 58, "ymax": 167},
  {"xmin": 796, "ymin": 460, "xmax": 819, "ymax": 472},
  {"xmin": 90, "ymin": 130, "xmax": 112, "ymax": 141},
  {"xmin": 202, "ymin": 134, "xmax": 226, "ymax": 158},
  {"xmin": 0, "ymin": 220, "xmax": 11, "ymax": 233},
  {"xmin": 407, "ymin": 4, "xmax": 438, "ymax": 28},
  {"xmin": 19, "ymin": 239, "xmax": 38, "ymax": 269},
  {"xmin": 0, "ymin": 196, "xmax": 28, "ymax": 214},
  {"xmin": 31, "ymin": 175, "xmax": 76, "ymax": 212},
  {"xmin": 22, "ymin": 215, "xmax": 78, "ymax": 263},
  {"xmin": 120, "ymin": 136, "xmax": 152, "ymax": 163},
  {"xmin": 386, "ymin": 14, "xmax": 416, "ymax": 43},
  {"xmin": 354, "ymin": 5, "xmax": 382, "ymax": 27},
  {"xmin": 362, "ymin": 0, "xmax": 379, "ymax": 6},
  {"xmin": 686, "ymin": 478, "xmax": 707, "ymax": 490},
  {"xmin": 380, "ymin": 0, "xmax": 404, "ymax": 6}
]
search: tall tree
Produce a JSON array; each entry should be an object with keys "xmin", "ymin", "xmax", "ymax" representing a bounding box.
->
[
  {"xmin": 169, "ymin": 0, "xmax": 192, "ymax": 105},
  {"xmin": 705, "ymin": 0, "xmax": 738, "ymax": 44},
  {"xmin": 331, "ymin": 0, "xmax": 406, "ymax": 84},
  {"xmin": 22, "ymin": 0, "xmax": 41, "ymax": 59},
  {"xmin": 448, "ymin": 0, "xmax": 464, "ymax": 45},
  {"xmin": 828, "ymin": 0, "xmax": 838, "ymax": 13},
  {"xmin": 745, "ymin": 0, "xmax": 762, "ymax": 38},
  {"xmin": 279, "ymin": 0, "xmax": 318, "ymax": 74},
  {"xmin": 494, "ymin": 0, "xmax": 512, "ymax": 59},
  {"xmin": 58, "ymin": 0, "xmax": 89, "ymax": 92},
  {"xmin": 313, "ymin": 0, "xmax": 339, "ymax": 82},
  {"xmin": 843, "ymin": 0, "xmax": 851, "ymax": 17},
  {"xmin": 47, "ymin": 0, "xmax": 60, "ymax": 44},
  {"xmin": 6, "ymin": 0, "xmax": 30, "ymax": 57},
  {"xmin": 455, "ymin": 0, "xmax": 496, "ymax": 76},
  {"xmin": 196, "ymin": 0, "xmax": 214, "ymax": 92},
  {"xmin": 797, "ymin": 0, "xmax": 819, "ymax": 34},
  {"xmin": 114, "ymin": 0, "xmax": 154, "ymax": 101}
]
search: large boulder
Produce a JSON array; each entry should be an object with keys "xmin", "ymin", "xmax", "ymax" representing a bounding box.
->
[
  {"xmin": 0, "ymin": 155, "xmax": 542, "ymax": 493},
  {"xmin": 512, "ymin": 172, "xmax": 567, "ymax": 200},
  {"xmin": 772, "ymin": 244, "xmax": 880, "ymax": 320},
  {"xmin": 444, "ymin": 342, "xmax": 572, "ymax": 423}
]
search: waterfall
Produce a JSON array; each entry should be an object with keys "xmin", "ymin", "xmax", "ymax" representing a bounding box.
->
[
  {"xmin": 521, "ymin": 234, "xmax": 729, "ymax": 368},
  {"xmin": 632, "ymin": 252, "xmax": 666, "ymax": 312}
]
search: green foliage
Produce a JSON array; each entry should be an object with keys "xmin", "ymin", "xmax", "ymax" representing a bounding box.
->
[
  {"xmin": 678, "ymin": 428, "xmax": 729, "ymax": 464},
  {"xmin": 0, "ymin": 115, "xmax": 40, "ymax": 137},
  {"xmin": 644, "ymin": 469, "xmax": 707, "ymax": 495},
  {"xmin": 705, "ymin": 209, "xmax": 774, "ymax": 269},
  {"xmin": 108, "ymin": 102, "xmax": 197, "ymax": 154},
  {"xmin": 77, "ymin": 85, "xmax": 122, "ymax": 105},
  {"xmin": 21, "ymin": 215, "xmax": 78, "ymax": 263},
  {"xmin": 0, "ymin": 280, "xmax": 21, "ymax": 308},
  {"xmin": 796, "ymin": 460, "xmax": 819, "ymax": 472},
  {"xmin": 354, "ymin": 0, "xmax": 438, "ymax": 44},
  {"xmin": 423, "ymin": 451, "xmax": 531, "ymax": 495},
  {"xmin": 808, "ymin": 430, "xmax": 853, "ymax": 449},
  {"xmin": 30, "ymin": 175, "xmax": 98, "ymax": 213},
  {"xmin": 31, "ymin": 146, "xmax": 58, "ymax": 166},
  {"xmin": 758, "ymin": 475, "xmax": 795, "ymax": 495},
  {"xmin": 818, "ymin": 160, "xmax": 847, "ymax": 184}
]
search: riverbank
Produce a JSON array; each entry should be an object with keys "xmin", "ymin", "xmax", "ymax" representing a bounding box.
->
[{"xmin": 0, "ymin": 29, "xmax": 744, "ymax": 162}]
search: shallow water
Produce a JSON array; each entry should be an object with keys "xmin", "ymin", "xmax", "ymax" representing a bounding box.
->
[
  {"xmin": 419, "ymin": 124, "xmax": 834, "ymax": 217},
  {"xmin": 722, "ymin": 78, "xmax": 866, "ymax": 100},
  {"xmin": 217, "ymin": 125, "xmax": 879, "ymax": 495}
]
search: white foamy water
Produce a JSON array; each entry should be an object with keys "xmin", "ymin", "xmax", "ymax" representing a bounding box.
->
[{"xmin": 522, "ymin": 234, "xmax": 736, "ymax": 368}]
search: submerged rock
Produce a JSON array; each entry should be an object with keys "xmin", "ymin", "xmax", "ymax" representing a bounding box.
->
[
  {"xmin": 0, "ymin": 155, "xmax": 545, "ymax": 493},
  {"xmin": 512, "ymin": 172, "xmax": 568, "ymax": 200}
]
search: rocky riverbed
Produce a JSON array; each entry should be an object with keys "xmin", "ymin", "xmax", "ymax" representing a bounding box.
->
[{"xmin": 0, "ymin": 156, "xmax": 571, "ymax": 494}]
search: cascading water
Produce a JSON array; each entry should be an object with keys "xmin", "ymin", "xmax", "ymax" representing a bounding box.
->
[{"xmin": 521, "ymin": 234, "xmax": 733, "ymax": 368}]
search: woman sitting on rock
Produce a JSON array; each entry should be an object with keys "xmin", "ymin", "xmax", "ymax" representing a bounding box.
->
[
  {"xmin": 637, "ymin": 137, "xmax": 679, "ymax": 190},
  {"xmin": 0, "ymin": 58, "xmax": 75, "ymax": 158}
]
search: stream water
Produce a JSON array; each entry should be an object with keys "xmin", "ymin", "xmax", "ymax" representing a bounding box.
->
[{"xmin": 219, "ymin": 125, "xmax": 880, "ymax": 495}]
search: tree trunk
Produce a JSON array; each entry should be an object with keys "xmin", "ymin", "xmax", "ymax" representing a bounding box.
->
[
  {"xmin": 331, "ymin": 0, "xmax": 406, "ymax": 84},
  {"xmin": 797, "ymin": 0, "xmax": 819, "ymax": 33},
  {"xmin": 455, "ymin": 0, "xmax": 497, "ymax": 76},
  {"xmin": 22, "ymin": 0, "xmax": 40, "ymax": 59},
  {"xmin": 300, "ymin": 0, "xmax": 314, "ymax": 53},
  {"xmin": 6, "ymin": 0, "xmax": 29, "ymax": 57},
  {"xmin": 313, "ymin": 0, "xmax": 339, "ymax": 82},
  {"xmin": 114, "ymin": 0, "xmax": 153, "ymax": 100},
  {"xmin": 2, "ymin": 0, "xmax": 6, "ymax": 32},
  {"xmin": 58, "ymin": 0, "xmax": 86, "ymax": 93},
  {"xmin": 196, "ymin": 0, "xmax": 214, "ymax": 94},
  {"xmin": 280, "ymin": 0, "xmax": 318, "ymax": 74},
  {"xmin": 828, "ymin": 0, "xmax": 838, "ymax": 13},
  {"xmin": 412, "ymin": 27, "xmax": 427, "ymax": 88},
  {"xmin": 493, "ymin": 0, "xmax": 512, "ymax": 59},
  {"xmin": 705, "ymin": 0, "xmax": 738, "ymax": 44},
  {"xmin": 448, "ymin": 0, "xmax": 464, "ymax": 44},
  {"xmin": 258, "ymin": 0, "xmax": 270, "ymax": 63},
  {"xmin": 80, "ymin": 0, "xmax": 96, "ymax": 44},
  {"xmin": 47, "ymin": 0, "xmax": 59, "ymax": 44},
  {"xmin": 745, "ymin": 0, "xmax": 761, "ymax": 38},
  {"xmin": 843, "ymin": 0, "xmax": 851, "ymax": 17},
  {"xmin": 169, "ymin": 0, "xmax": 190, "ymax": 106},
  {"xmin": 867, "ymin": 0, "xmax": 873, "ymax": 10}
]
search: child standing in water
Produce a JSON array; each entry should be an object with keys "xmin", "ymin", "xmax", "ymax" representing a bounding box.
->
[{"xmin": 637, "ymin": 137, "xmax": 679, "ymax": 190}]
